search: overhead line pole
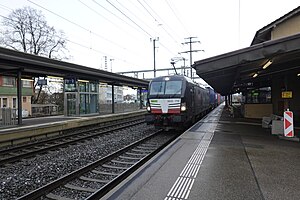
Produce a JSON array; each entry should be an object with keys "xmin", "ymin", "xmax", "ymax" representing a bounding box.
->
[
  {"xmin": 151, "ymin": 37, "xmax": 159, "ymax": 78},
  {"xmin": 181, "ymin": 37, "xmax": 203, "ymax": 79}
]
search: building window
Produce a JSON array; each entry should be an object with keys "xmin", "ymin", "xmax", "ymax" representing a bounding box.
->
[
  {"xmin": 245, "ymin": 87, "xmax": 272, "ymax": 104},
  {"xmin": 13, "ymin": 98, "xmax": 17, "ymax": 108},
  {"xmin": 23, "ymin": 97, "xmax": 26, "ymax": 103},
  {"xmin": 22, "ymin": 80, "xmax": 32, "ymax": 88},
  {"xmin": 3, "ymin": 76, "xmax": 15, "ymax": 86},
  {"xmin": 3, "ymin": 98, "xmax": 8, "ymax": 107}
]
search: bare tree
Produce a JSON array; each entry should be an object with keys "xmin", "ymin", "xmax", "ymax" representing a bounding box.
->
[
  {"xmin": 0, "ymin": 6, "xmax": 68, "ymax": 59},
  {"xmin": 0, "ymin": 6, "xmax": 69, "ymax": 103}
]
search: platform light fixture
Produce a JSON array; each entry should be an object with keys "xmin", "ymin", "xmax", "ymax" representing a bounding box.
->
[
  {"xmin": 252, "ymin": 73, "xmax": 258, "ymax": 78},
  {"xmin": 47, "ymin": 75, "xmax": 64, "ymax": 80},
  {"xmin": 78, "ymin": 79, "xmax": 89, "ymax": 83},
  {"xmin": 297, "ymin": 73, "xmax": 300, "ymax": 77},
  {"xmin": 262, "ymin": 60, "xmax": 272, "ymax": 69},
  {"xmin": 21, "ymin": 78, "xmax": 34, "ymax": 81}
]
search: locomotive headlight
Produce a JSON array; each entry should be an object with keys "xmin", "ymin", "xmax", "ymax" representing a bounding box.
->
[
  {"xmin": 146, "ymin": 105, "xmax": 151, "ymax": 112},
  {"xmin": 180, "ymin": 102, "xmax": 187, "ymax": 112}
]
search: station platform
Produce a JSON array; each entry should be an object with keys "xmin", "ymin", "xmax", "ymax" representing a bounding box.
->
[
  {"xmin": 103, "ymin": 104, "xmax": 300, "ymax": 200},
  {"xmin": 0, "ymin": 110, "xmax": 146, "ymax": 147}
]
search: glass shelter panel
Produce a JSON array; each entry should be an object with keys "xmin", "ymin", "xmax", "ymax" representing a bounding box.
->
[
  {"xmin": 79, "ymin": 82, "xmax": 89, "ymax": 92},
  {"xmin": 90, "ymin": 83, "xmax": 97, "ymax": 92},
  {"xmin": 64, "ymin": 79, "xmax": 99, "ymax": 116},
  {"xmin": 90, "ymin": 94, "xmax": 98, "ymax": 113},
  {"xmin": 80, "ymin": 94, "xmax": 89, "ymax": 114},
  {"xmin": 66, "ymin": 93, "xmax": 76, "ymax": 116},
  {"xmin": 99, "ymin": 84, "xmax": 112, "ymax": 114}
]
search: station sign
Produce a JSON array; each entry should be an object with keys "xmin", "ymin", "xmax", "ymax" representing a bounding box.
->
[
  {"xmin": 284, "ymin": 110, "xmax": 294, "ymax": 137},
  {"xmin": 282, "ymin": 91, "xmax": 292, "ymax": 99},
  {"xmin": 37, "ymin": 79, "xmax": 47, "ymax": 85}
]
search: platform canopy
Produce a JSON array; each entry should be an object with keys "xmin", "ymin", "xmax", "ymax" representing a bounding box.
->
[
  {"xmin": 193, "ymin": 33, "xmax": 300, "ymax": 96},
  {"xmin": 0, "ymin": 47, "xmax": 149, "ymax": 88}
]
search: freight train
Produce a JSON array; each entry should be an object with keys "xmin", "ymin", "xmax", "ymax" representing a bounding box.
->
[{"xmin": 145, "ymin": 75, "xmax": 221, "ymax": 130}]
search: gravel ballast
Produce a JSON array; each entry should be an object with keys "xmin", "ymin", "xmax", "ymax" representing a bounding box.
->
[{"xmin": 0, "ymin": 123, "xmax": 156, "ymax": 199}]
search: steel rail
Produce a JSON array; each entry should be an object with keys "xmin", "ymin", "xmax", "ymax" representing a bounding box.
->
[
  {"xmin": 17, "ymin": 129, "xmax": 170, "ymax": 200},
  {"xmin": 0, "ymin": 118, "xmax": 144, "ymax": 166}
]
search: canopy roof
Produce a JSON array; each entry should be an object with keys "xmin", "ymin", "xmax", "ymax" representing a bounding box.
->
[
  {"xmin": 193, "ymin": 33, "xmax": 300, "ymax": 95},
  {"xmin": 0, "ymin": 47, "xmax": 149, "ymax": 88}
]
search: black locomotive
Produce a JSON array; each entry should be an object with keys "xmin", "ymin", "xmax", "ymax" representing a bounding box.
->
[{"xmin": 145, "ymin": 75, "xmax": 213, "ymax": 130}]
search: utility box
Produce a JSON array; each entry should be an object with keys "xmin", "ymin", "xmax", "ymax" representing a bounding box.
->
[
  {"xmin": 271, "ymin": 120, "xmax": 284, "ymax": 135},
  {"xmin": 262, "ymin": 117, "xmax": 271, "ymax": 128}
]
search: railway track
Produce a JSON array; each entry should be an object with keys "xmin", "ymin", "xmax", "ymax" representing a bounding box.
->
[
  {"xmin": 17, "ymin": 130, "xmax": 178, "ymax": 200},
  {"xmin": 0, "ymin": 116, "xmax": 144, "ymax": 166}
]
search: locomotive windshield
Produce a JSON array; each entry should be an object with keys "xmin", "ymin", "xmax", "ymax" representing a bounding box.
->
[{"xmin": 149, "ymin": 81, "xmax": 182, "ymax": 95}]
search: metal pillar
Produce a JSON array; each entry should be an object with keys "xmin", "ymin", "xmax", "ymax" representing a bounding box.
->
[
  {"xmin": 225, "ymin": 95, "xmax": 228, "ymax": 107},
  {"xmin": 17, "ymin": 70, "xmax": 22, "ymax": 125},
  {"xmin": 111, "ymin": 84, "xmax": 115, "ymax": 113},
  {"xmin": 189, "ymin": 38, "xmax": 193, "ymax": 79},
  {"xmin": 153, "ymin": 38, "xmax": 158, "ymax": 78},
  {"xmin": 139, "ymin": 88, "xmax": 143, "ymax": 109}
]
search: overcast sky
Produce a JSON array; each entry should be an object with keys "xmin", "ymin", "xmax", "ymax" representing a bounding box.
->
[{"xmin": 0, "ymin": 0, "xmax": 299, "ymax": 79}]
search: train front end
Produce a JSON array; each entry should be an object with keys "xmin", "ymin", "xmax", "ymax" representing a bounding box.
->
[{"xmin": 145, "ymin": 76, "xmax": 187, "ymax": 130}]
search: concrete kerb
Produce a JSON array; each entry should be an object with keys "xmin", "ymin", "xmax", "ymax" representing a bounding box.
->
[{"xmin": 0, "ymin": 110, "xmax": 146, "ymax": 147}]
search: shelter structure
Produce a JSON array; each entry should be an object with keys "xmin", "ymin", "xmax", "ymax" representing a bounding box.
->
[
  {"xmin": 193, "ymin": 6, "xmax": 300, "ymax": 122},
  {"xmin": 0, "ymin": 47, "xmax": 149, "ymax": 124}
]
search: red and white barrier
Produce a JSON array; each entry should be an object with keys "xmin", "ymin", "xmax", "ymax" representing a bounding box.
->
[{"xmin": 284, "ymin": 110, "xmax": 294, "ymax": 137}]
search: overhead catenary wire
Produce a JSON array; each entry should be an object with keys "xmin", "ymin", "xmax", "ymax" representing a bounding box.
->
[
  {"xmin": 140, "ymin": 0, "xmax": 183, "ymax": 41},
  {"xmin": 77, "ymin": 0, "xmax": 146, "ymax": 59},
  {"xmin": 137, "ymin": 0, "xmax": 181, "ymax": 45},
  {"xmin": 165, "ymin": 0, "xmax": 191, "ymax": 36},
  {"xmin": 136, "ymin": 0, "xmax": 185, "ymax": 55},
  {"xmin": 115, "ymin": 0, "xmax": 159, "ymax": 36},
  {"xmin": 106, "ymin": 0, "xmax": 178, "ymax": 56},
  {"xmin": 26, "ymin": 0, "xmax": 151, "ymax": 67},
  {"xmin": 1, "ymin": 1, "xmax": 191, "ymax": 70},
  {"xmin": 0, "ymin": 4, "xmax": 12, "ymax": 12},
  {"xmin": 0, "ymin": 13, "xmax": 144, "ymax": 69},
  {"xmin": 91, "ymin": 0, "xmax": 151, "ymax": 39},
  {"xmin": 27, "ymin": 0, "xmax": 129, "ymax": 51},
  {"xmin": 105, "ymin": 0, "xmax": 176, "ymax": 56},
  {"xmin": 77, "ymin": 0, "xmax": 118, "ymax": 30},
  {"xmin": 105, "ymin": 0, "xmax": 153, "ymax": 38},
  {"xmin": 79, "ymin": 0, "xmax": 141, "ymax": 41},
  {"xmin": 92, "ymin": 0, "xmax": 175, "ymax": 60}
]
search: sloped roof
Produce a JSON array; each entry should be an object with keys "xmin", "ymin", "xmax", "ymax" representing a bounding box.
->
[
  {"xmin": 193, "ymin": 6, "xmax": 300, "ymax": 96},
  {"xmin": 251, "ymin": 6, "xmax": 300, "ymax": 45},
  {"xmin": 193, "ymin": 33, "xmax": 300, "ymax": 95},
  {"xmin": 0, "ymin": 47, "xmax": 149, "ymax": 88}
]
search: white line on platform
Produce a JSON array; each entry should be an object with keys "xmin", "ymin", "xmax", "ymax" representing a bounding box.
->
[{"xmin": 165, "ymin": 107, "xmax": 221, "ymax": 200}]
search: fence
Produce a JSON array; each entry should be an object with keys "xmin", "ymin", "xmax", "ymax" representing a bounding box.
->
[
  {"xmin": 99, "ymin": 103, "xmax": 141, "ymax": 114},
  {"xmin": 31, "ymin": 104, "xmax": 59, "ymax": 117},
  {"xmin": 0, "ymin": 108, "xmax": 17, "ymax": 127}
]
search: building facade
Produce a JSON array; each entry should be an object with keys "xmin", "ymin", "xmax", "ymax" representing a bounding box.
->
[{"xmin": 0, "ymin": 76, "xmax": 33, "ymax": 116}]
